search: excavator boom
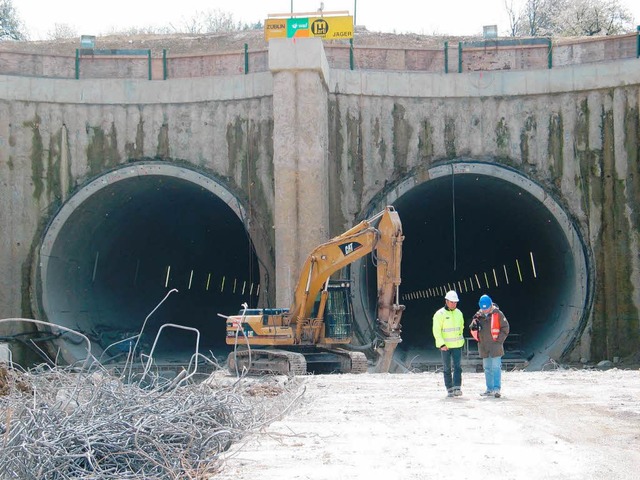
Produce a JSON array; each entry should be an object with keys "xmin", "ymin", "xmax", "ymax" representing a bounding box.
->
[{"xmin": 224, "ymin": 206, "xmax": 404, "ymax": 375}]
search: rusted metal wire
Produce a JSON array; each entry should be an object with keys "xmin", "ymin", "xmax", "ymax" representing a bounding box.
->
[{"xmin": 0, "ymin": 319, "xmax": 304, "ymax": 479}]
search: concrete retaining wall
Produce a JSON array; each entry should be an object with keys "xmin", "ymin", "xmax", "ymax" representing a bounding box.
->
[{"xmin": 0, "ymin": 38, "xmax": 638, "ymax": 364}]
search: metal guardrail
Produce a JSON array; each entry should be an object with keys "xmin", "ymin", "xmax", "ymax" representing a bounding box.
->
[
  {"xmin": 457, "ymin": 37, "xmax": 553, "ymax": 73},
  {"xmin": 8, "ymin": 29, "xmax": 637, "ymax": 80},
  {"xmin": 75, "ymin": 48, "xmax": 152, "ymax": 80}
]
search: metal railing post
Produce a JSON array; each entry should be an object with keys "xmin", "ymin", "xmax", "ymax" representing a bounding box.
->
[
  {"xmin": 637, "ymin": 26, "xmax": 640, "ymax": 58},
  {"xmin": 163, "ymin": 49, "xmax": 167, "ymax": 80},
  {"xmin": 244, "ymin": 43, "xmax": 249, "ymax": 74},
  {"xmin": 350, "ymin": 38, "xmax": 354, "ymax": 70},
  {"xmin": 458, "ymin": 42, "xmax": 462, "ymax": 73},
  {"xmin": 147, "ymin": 49, "xmax": 152, "ymax": 80},
  {"xmin": 547, "ymin": 38, "xmax": 553, "ymax": 69},
  {"xmin": 75, "ymin": 49, "xmax": 80, "ymax": 79},
  {"xmin": 444, "ymin": 41, "xmax": 448, "ymax": 73}
]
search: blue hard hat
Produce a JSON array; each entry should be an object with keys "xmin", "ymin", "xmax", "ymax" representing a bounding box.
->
[{"xmin": 479, "ymin": 294, "xmax": 492, "ymax": 310}]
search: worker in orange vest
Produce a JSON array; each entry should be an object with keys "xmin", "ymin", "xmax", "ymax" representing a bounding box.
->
[{"xmin": 469, "ymin": 294, "xmax": 510, "ymax": 398}]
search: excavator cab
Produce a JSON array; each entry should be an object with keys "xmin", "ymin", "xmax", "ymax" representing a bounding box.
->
[{"xmin": 317, "ymin": 280, "xmax": 354, "ymax": 341}]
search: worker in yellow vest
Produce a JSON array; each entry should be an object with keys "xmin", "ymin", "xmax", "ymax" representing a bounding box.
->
[
  {"xmin": 432, "ymin": 290, "xmax": 465, "ymax": 397},
  {"xmin": 470, "ymin": 294, "xmax": 510, "ymax": 398}
]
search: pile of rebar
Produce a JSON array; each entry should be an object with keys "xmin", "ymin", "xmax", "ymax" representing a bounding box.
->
[{"xmin": 0, "ymin": 362, "xmax": 303, "ymax": 479}]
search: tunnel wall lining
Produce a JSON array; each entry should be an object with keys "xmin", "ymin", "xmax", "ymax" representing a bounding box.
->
[
  {"xmin": 353, "ymin": 161, "xmax": 591, "ymax": 368},
  {"xmin": 36, "ymin": 163, "xmax": 248, "ymax": 323}
]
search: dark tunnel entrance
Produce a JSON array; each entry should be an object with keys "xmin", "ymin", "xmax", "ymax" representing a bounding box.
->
[
  {"xmin": 356, "ymin": 162, "xmax": 590, "ymax": 370},
  {"xmin": 37, "ymin": 164, "xmax": 261, "ymax": 366},
  {"xmin": 36, "ymin": 161, "xmax": 590, "ymax": 372}
]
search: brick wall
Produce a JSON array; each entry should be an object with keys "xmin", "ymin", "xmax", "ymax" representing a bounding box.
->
[{"xmin": 0, "ymin": 32, "xmax": 637, "ymax": 78}]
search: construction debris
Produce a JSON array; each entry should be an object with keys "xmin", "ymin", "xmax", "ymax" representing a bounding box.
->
[{"xmin": 0, "ymin": 321, "xmax": 304, "ymax": 479}]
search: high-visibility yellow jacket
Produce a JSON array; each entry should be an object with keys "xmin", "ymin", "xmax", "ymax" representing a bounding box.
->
[{"xmin": 432, "ymin": 307, "xmax": 465, "ymax": 348}]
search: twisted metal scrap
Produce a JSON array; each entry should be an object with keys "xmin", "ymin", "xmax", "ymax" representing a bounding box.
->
[{"xmin": 0, "ymin": 363, "xmax": 303, "ymax": 479}]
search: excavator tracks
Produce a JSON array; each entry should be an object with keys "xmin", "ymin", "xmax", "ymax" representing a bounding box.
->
[
  {"xmin": 304, "ymin": 348, "xmax": 369, "ymax": 374},
  {"xmin": 345, "ymin": 351, "xmax": 368, "ymax": 374},
  {"xmin": 329, "ymin": 349, "xmax": 368, "ymax": 374},
  {"xmin": 227, "ymin": 348, "xmax": 369, "ymax": 376},
  {"xmin": 227, "ymin": 349, "xmax": 307, "ymax": 376}
]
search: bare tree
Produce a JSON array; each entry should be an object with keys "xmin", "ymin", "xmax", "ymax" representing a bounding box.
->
[
  {"xmin": 172, "ymin": 9, "xmax": 248, "ymax": 34},
  {"xmin": 518, "ymin": 0, "xmax": 564, "ymax": 36},
  {"xmin": 555, "ymin": 0, "xmax": 634, "ymax": 36},
  {"xmin": 46, "ymin": 23, "xmax": 77, "ymax": 40},
  {"xmin": 508, "ymin": 0, "xmax": 635, "ymax": 37},
  {"xmin": 505, "ymin": 0, "xmax": 522, "ymax": 37},
  {"xmin": 201, "ymin": 9, "xmax": 241, "ymax": 33},
  {"xmin": 0, "ymin": 0, "xmax": 26, "ymax": 40},
  {"xmin": 107, "ymin": 25, "xmax": 175, "ymax": 35}
]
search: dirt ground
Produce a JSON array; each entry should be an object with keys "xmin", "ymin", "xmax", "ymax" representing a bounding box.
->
[
  {"xmin": 0, "ymin": 28, "xmax": 470, "ymax": 56},
  {"xmin": 216, "ymin": 368, "xmax": 640, "ymax": 480}
]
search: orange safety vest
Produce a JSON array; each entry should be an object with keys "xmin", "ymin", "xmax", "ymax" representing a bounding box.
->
[
  {"xmin": 490, "ymin": 312, "xmax": 501, "ymax": 341},
  {"xmin": 471, "ymin": 311, "xmax": 501, "ymax": 342}
]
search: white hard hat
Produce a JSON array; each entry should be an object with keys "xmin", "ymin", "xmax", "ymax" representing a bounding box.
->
[{"xmin": 445, "ymin": 290, "xmax": 459, "ymax": 302}]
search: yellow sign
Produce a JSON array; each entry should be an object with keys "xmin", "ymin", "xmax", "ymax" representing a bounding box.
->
[
  {"xmin": 309, "ymin": 16, "xmax": 353, "ymax": 39},
  {"xmin": 264, "ymin": 15, "xmax": 353, "ymax": 41},
  {"xmin": 264, "ymin": 19, "xmax": 288, "ymax": 40}
]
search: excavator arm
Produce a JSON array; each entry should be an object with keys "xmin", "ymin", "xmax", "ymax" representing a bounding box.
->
[
  {"xmin": 371, "ymin": 207, "xmax": 405, "ymax": 371},
  {"xmin": 224, "ymin": 206, "xmax": 404, "ymax": 375},
  {"xmin": 286, "ymin": 206, "xmax": 404, "ymax": 369}
]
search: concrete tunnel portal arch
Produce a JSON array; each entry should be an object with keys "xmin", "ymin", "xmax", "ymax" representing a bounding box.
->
[
  {"xmin": 35, "ymin": 161, "xmax": 591, "ymax": 371},
  {"xmin": 36, "ymin": 163, "xmax": 263, "ymax": 365},
  {"xmin": 355, "ymin": 161, "xmax": 591, "ymax": 370}
]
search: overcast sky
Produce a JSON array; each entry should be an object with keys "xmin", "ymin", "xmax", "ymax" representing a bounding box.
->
[{"xmin": 16, "ymin": 0, "xmax": 640, "ymax": 40}]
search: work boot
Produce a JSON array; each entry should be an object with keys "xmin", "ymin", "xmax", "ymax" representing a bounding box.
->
[
  {"xmin": 446, "ymin": 388, "xmax": 455, "ymax": 398},
  {"xmin": 480, "ymin": 390, "xmax": 493, "ymax": 397},
  {"xmin": 494, "ymin": 391, "xmax": 501, "ymax": 398},
  {"xmin": 453, "ymin": 389, "xmax": 462, "ymax": 396}
]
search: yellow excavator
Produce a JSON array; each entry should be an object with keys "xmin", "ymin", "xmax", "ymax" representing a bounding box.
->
[{"xmin": 224, "ymin": 206, "xmax": 404, "ymax": 375}]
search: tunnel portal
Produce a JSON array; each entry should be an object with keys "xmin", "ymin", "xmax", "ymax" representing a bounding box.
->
[
  {"xmin": 37, "ymin": 164, "xmax": 261, "ymax": 365},
  {"xmin": 359, "ymin": 161, "xmax": 590, "ymax": 370},
  {"xmin": 37, "ymin": 161, "xmax": 590, "ymax": 371}
]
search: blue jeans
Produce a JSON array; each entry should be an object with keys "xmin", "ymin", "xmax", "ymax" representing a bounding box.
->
[
  {"xmin": 482, "ymin": 356, "xmax": 502, "ymax": 392},
  {"xmin": 441, "ymin": 347, "xmax": 462, "ymax": 391}
]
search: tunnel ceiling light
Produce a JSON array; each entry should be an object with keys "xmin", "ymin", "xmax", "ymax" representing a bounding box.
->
[
  {"xmin": 405, "ymin": 253, "xmax": 543, "ymax": 305},
  {"xmin": 134, "ymin": 259, "xmax": 140, "ymax": 287},
  {"xmin": 530, "ymin": 252, "xmax": 537, "ymax": 278},
  {"xmin": 92, "ymin": 251, "xmax": 100, "ymax": 283},
  {"xmin": 516, "ymin": 259, "xmax": 523, "ymax": 282}
]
